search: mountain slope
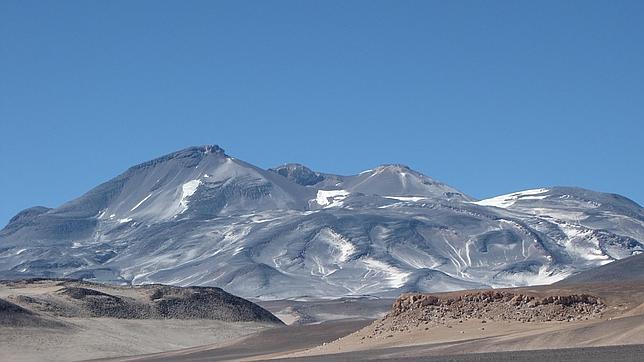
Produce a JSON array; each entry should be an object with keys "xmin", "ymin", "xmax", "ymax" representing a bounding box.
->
[
  {"xmin": 1, "ymin": 145, "xmax": 642, "ymax": 299},
  {"xmin": 556, "ymin": 252, "xmax": 644, "ymax": 285},
  {"xmin": 341, "ymin": 164, "xmax": 471, "ymax": 201}
]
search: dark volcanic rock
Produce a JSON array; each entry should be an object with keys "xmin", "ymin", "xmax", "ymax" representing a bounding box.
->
[
  {"xmin": 0, "ymin": 297, "xmax": 65, "ymax": 328},
  {"xmin": 270, "ymin": 163, "xmax": 325, "ymax": 186},
  {"xmin": 6, "ymin": 281, "xmax": 284, "ymax": 324},
  {"xmin": 149, "ymin": 285, "xmax": 283, "ymax": 323},
  {"xmin": 60, "ymin": 286, "xmax": 115, "ymax": 299},
  {"xmin": 57, "ymin": 286, "xmax": 151, "ymax": 318}
]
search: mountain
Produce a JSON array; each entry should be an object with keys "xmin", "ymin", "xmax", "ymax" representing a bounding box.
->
[
  {"xmin": 1, "ymin": 145, "xmax": 643, "ymax": 299},
  {"xmin": 556, "ymin": 252, "xmax": 644, "ymax": 285},
  {"xmin": 269, "ymin": 163, "xmax": 471, "ymax": 201}
]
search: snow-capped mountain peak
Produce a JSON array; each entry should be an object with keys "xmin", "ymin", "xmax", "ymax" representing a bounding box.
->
[
  {"xmin": 342, "ymin": 164, "xmax": 471, "ymax": 201},
  {"xmin": 1, "ymin": 146, "xmax": 642, "ymax": 300}
]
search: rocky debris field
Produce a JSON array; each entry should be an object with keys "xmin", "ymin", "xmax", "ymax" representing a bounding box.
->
[
  {"xmin": 1, "ymin": 279, "xmax": 283, "ymax": 325},
  {"xmin": 149, "ymin": 285, "xmax": 283, "ymax": 322},
  {"xmin": 370, "ymin": 290, "xmax": 605, "ymax": 335},
  {"xmin": 0, "ymin": 297, "xmax": 66, "ymax": 328}
]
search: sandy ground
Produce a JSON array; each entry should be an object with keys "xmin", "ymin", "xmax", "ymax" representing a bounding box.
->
[
  {"xmin": 287, "ymin": 315, "xmax": 644, "ymax": 359},
  {"xmin": 281, "ymin": 281, "xmax": 644, "ymax": 360},
  {"xmin": 104, "ymin": 319, "xmax": 372, "ymax": 362},
  {"xmin": 0, "ymin": 280, "xmax": 278, "ymax": 362},
  {"xmin": 100, "ymin": 315, "xmax": 644, "ymax": 362},
  {"xmin": 257, "ymin": 298, "xmax": 392, "ymax": 325},
  {"xmin": 107, "ymin": 281, "xmax": 644, "ymax": 361},
  {"xmin": 0, "ymin": 318, "xmax": 272, "ymax": 362},
  {"xmin": 3, "ymin": 280, "xmax": 643, "ymax": 361}
]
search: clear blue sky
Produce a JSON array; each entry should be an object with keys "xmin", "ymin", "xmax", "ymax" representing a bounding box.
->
[{"xmin": 1, "ymin": 1, "xmax": 643, "ymax": 225}]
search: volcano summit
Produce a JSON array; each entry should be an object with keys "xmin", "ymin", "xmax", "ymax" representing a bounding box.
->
[{"xmin": 1, "ymin": 145, "xmax": 642, "ymax": 299}]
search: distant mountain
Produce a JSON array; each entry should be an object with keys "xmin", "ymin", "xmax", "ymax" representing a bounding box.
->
[
  {"xmin": 556, "ymin": 252, "xmax": 644, "ymax": 285},
  {"xmin": 1, "ymin": 145, "xmax": 642, "ymax": 299}
]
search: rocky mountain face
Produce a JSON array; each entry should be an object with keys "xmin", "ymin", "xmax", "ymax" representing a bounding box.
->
[{"xmin": 1, "ymin": 145, "xmax": 643, "ymax": 299}]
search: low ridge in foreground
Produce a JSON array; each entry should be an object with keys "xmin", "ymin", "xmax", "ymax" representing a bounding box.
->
[
  {"xmin": 0, "ymin": 279, "xmax": 283, "ymax": 361},
  {"xmin": 286, "ymin": 280, "xmax": 644, "ymax": 360}
]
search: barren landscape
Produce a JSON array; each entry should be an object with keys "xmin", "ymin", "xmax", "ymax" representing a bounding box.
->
[
  {"xmin": 0, "ymin": 279, "xmax": 282, "ymax": 361},
  {"xmin": 288, "ymin": 282, "xmax": 644, "ymax": 360},
  {"xmin": 3, "ymin": 1, "xmax": 644, "ymax": 361},
  {"xmin": 1, "ymin": 257, "xmax": 643, "ymax": 361},
  {"xmin": 99, "ymin": 255, "xmax": 644, "ymax": 361}
]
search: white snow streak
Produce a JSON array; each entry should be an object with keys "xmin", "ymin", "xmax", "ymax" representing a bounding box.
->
[
  {"xmin": 319, "ymin": 228, "xmax": 355, "ymax": 263},
  {"xmin": 362, "ymin": 258, "xmax": 410, "ymax": 288},
  {"xmin": 130, "ymin": 193, "xmax": 152, "ymax": 211},
  {"xmin": 385, "ymin": 196, "xmax": 426, "ymax": 202}
]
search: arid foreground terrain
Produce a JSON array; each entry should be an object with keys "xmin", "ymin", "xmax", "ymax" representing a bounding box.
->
[
  {"xmin": 99, "ymin": 255, "xmax": 644, "ymax": 362},
  {"xmin": 2, "ymin": 255, "xmax": 643, "ymax": 361},
  {"xmin": 0, "ymin": 279, "xmax": 282, "ymax": 361},
  {"xmin": 284, "ymin": 281, "xmax": 643, "ymax": 360}
]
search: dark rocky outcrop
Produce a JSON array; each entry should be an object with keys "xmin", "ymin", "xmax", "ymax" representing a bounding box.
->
[
  {"xmin": 270, "ymin": 163, "xmax": 325, "ymax": 186},
  {"xmin": 7, "ymin": 280, "xmax": 284, "ymax": 324},
  {"xmin": 391, "ymin": 290, "xmax": 604, "ymax": 325},
  {"xmin": 0, "ymin": 297, "xmax": 65, "ymax": 328},
  {"xmin": 148, "ymin": 285, "xmax": 283, "ymax": 323}
]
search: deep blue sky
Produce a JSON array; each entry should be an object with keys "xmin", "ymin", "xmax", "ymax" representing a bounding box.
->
[{"xmin": 1, "ymin": 1, "xmax": 643, "ymax": 225}]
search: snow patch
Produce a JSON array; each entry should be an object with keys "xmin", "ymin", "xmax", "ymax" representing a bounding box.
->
[
  {"xmin": 249, "ymin": 215, "xmax": 282, "ymax": 224},
  {"xmin": 317, "ymin": 228, "xmax": 356, "ymax": 263},
  {"xmin": 473, "ymin": 188, "xmax": 550, "ymax": 208},
  {"xmin": 495, "ymin": 265, "xmax": 570, "ymax": 287},
  {"xmin": 118, "ymin": 218, "xmax": 133, "ymax": 223},
  {"xmin": 551, "ymin": 221, "xmax": 610, "ymax": 262},
  {"xmin": 179, "ymin": 180, "xmax": 202, "ymax": 213},
  {"xmin": 362, "ymin": 258, "xmax": 410, "ymax": 288},
  {"xmin": 315, "ymin": 189, "xmax": 350, "ymax": 208},
  {"xmin": 385, "ymin": 196, "xmax": 426, "ymax": 202}
]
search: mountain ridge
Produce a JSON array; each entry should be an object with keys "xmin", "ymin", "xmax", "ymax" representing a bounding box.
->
[{"xmin": 1, "ymin": 145, "xmax": 642, "ymax": 299}]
